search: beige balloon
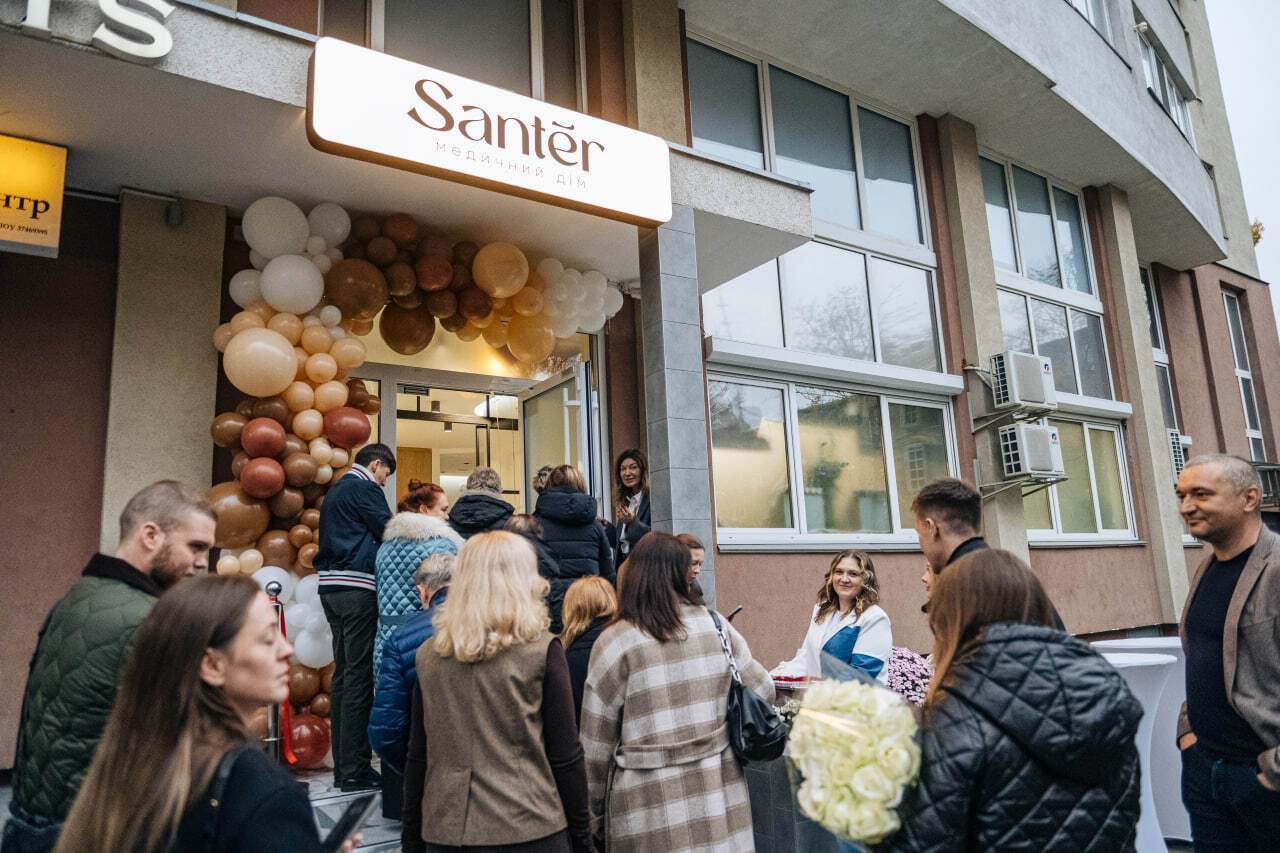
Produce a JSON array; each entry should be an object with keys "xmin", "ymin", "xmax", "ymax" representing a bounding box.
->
[
  {"xmin": 313, "ymin": 380, "xmax": 349, "ymax": 412},
  {"xmin": 482, "ymin": 322, "xmax": 509, "ymax": 348},
  {"xmin": 282, "ymin": 381, "xmax": 316, "ymax": 413},
  {"xmin": 267, "ymin": 312, "xmax": 304, "ymax": 345},
  {"xmin": 216, "ymin": 554, "xmax": 241, "ymax": 576},
  {"xmin": 229, "ymin": 310, "xmax": 265, "ymax": 335},
  {"xmin": 507, "ymin": 314, "xmax": 555, "ymax": 364},
  {"xmin": 223, "ymin": 328, "xmax": 298, "ymax": 397},
  {"xmin": 244, "ymin": 299, "xmax": 277, "ymax": 323},
  {"xmin": 329, "ymin": 337, "xmax": 367, "ymax": 370},
  {"xmin": 300, "ymin": 324, "xmax": 333, "ymax": 355},
  {"xmin": 213, "ymin": 323, "xmax": 236, "ymax": 352},
  {"xmin": 305, "ymin": 352, "xmax": 338, "ymax": 384},
  {"xmin": 309, "ymin": 437, "xmax": 334, "ymax": 465},
  {"xmin": 330, "ymin": 448, "xmax": 350, "ymax": 468},
  {"xmin": 472, "ymin": 242, "xmax": 530, "ymax": 299},
  {"xmin": 512, "ymin": 287, "xmax": 544, "ymax": 317},
  {"xmin": 238, "ymin": 548, "xmax": 265, "ymax": 573},
  {"xmin": 292, "ymin": 409, "xmax": 325, "ymax": 441},
  {"xmin": 456, "ymin": 322, "xmax": 483, "ymax": 342}
]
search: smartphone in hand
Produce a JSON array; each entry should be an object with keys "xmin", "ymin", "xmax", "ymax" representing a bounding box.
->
[{"xmin": 321, "ymin": 792, "xmax": 380, "ymax": 852}]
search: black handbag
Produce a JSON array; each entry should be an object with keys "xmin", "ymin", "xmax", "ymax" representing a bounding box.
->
[{"xmin": 709, "ymin": 609, "xmax": 788, "ymax": 764}]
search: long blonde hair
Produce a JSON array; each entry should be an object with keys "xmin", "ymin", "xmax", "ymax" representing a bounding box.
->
[
  {"xmin": 432, "ymin": 531, "xmax": 550, "ymax": 662},
  {"xmin": 55, "ymin": 576, "xmax": 260, "ymax": 853},
  {"xmin": 814, "ymin": 550, "xmax": 880, "ymax": 624},
  {"xmin": 925, "ymin": 549, "xmax": 1057, "ymax": 709},
  {"xmin": 560, "ymin": 576, "xmax": 618, "ymax": 647}
]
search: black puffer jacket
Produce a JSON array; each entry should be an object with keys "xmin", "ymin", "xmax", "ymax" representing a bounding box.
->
[
  {"xmin": 447, "ymin": 490, "xmax": 514, "ymax": 539},
  {"xmin": 534, "ymin": 487, "xmax": 614, "ymax": 632},
  {"xmin": 883, "ymin": 624, "xmax": 1141, "ymax": 853}
]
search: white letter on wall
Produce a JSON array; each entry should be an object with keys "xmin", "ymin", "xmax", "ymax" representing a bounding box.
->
[
  {"xmin": 20, "ymin": 0, "xmax": 53, "ymax": 37},
  {"xmin": 93, "ymin": 0, "xmax": 176, "ymax": 64}
]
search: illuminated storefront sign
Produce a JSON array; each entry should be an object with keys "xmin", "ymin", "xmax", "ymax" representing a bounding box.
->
[
  {"xmin": 0, "ymin": 134, "xmax": 67, "ymax": 258},
  {"xmin": 307, "ymin": 37, "xmax": 672, "ymax": 227}
]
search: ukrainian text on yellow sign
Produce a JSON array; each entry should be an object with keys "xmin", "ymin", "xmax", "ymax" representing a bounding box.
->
[{"xmin": 0, "ymin": 134, "xmax": 67, "ymax": 258}]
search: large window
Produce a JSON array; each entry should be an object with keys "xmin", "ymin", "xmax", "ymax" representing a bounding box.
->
[
  {"xmin": 1141, "ymin": 267, "xmax": 1180, "ymax": 433},
  {"xmin": 708, "ymin": 375, "xmax": 954, "ymax": 543},
  {"xmin": 1139, "ymin": 31, "xmax": 1195, "ymax": 146},
  {"xmin": 1223, "ymin": 291, "xmax": 1266, "ymax": 461},
  {"xmin": 1024, "ymin": 419, "xmax": 1135, "ymax": 540},
  {"xmin": 998, "ymin": 290, "xmax": 1112, "ymax": 399},
  {"xmin": 1065, "ymin": 0, "xmax": 1110, "ymax": 39},
  {"xmin": 685, "ymin": 36, "xmax": 927, "ymax": 247}
]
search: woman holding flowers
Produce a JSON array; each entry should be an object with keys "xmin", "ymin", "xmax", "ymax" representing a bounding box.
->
[
  {"xmin": 880, "ymin": 549, "xmax": 1141, "ymax": 852},
  {"xmin": 774, "ymin": 550, "xmax": 892, "ymax": 683}
]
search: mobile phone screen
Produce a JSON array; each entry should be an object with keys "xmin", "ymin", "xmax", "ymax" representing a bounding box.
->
[{"xmin": 321, "ymin": 792, "xmax": 380, "ymax": 852}]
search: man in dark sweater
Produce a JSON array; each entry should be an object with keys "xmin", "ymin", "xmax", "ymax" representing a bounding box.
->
[
  {"xmin": 316, "ymin": 443, "xmax": 395, "ymax": 791},
  {"xmin": 911, "ymin": 479, "xmax": 989, "ymax": 603},
  {"xmin": 1176, "ymin": 454, "xmax": 1280, "ymax": 851}
]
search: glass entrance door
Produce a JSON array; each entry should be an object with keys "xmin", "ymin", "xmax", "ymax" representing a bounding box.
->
[{"xmin": 519, "ymin": 363, "xmax": 595, "ymax": 502}]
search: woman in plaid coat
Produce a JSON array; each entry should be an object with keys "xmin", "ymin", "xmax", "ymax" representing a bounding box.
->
[{"xmin": 580, "ymin": 533, "xmax": 774, "ymax": 852}]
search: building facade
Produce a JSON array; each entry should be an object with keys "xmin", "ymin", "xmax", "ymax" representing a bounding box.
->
[{"xmin": 1, "ymin": 0, "xmax": 1276, "ymax": 768}]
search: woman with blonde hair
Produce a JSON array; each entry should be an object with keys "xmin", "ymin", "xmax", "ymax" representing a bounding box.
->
[
  {"xmin": 402, "ymin": 531, "xmax": 591, "ymax": 853},
  {"xmin": 54, "ymin": 575, "xmax": 360, "ymax": 852},
  {"xmin": 882, "ymin": 549, "xmax": 1140, "ymax": 852},
  {"xmin": 559, "ymin": 576, "xmax": 618, "ymax": 720},
  {"xmin": 773, "ymin": 550, "xmax": 891, "ymax": 682}
]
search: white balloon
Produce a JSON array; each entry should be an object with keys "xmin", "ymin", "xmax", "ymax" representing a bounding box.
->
[
  {"xmin": 542, "ymin": 300, "xmax": 563, "ymax": 320},
  {"xmin": 319, "ymin": 305, "xmax": 343, "ymax": 327},
  {"xmin": 583, "ymin": 270, "xmax": 608, "ymax": 293},
  {"xmin": 229, "ymin": 269, "xmax": 261, "ymax": 308},
  {"xmin": 251, "ymin": 565, "xmax": 295, "ymax": 602},
  {"xmin": 294, "ymin": 573, "xmax": 321, "ymax": 606},
  {"xmin": 293, "ymin": 629, "xmax": 334, "ymax": 668},
  {"xmin": 306, "ymin": 235, "xmax": 327, "ymax": 255},
  {"xmin": 325, "ymin": 247, "xmax": 344, "ymax": 262},
  {"xmin": 315, "ymin": 464, "xmax": 334, "ymax": 484},
  {"xmin": 583, "ymin": 290, "xmax": 605, "ymax": 315},
  {"xmin": 581, "ymin": 312, "xmax": 607, "ymax": 333},
  {"xmin": 536, "ymin": 257, "xmax": 564, "ymax": 283},
  {"xmin": 309, "ymin": 438, "xmax": 334, "ymax": 464},
  {"xmin": 553, "ymin": 314, "xmax": 579, "ymax": 339},
  {"xmin": 602, "ymin": 286, "xmax": 625, "ymax": 316},
  {"xmin": 260, "ymin": 254, "xmax": 325, "ymax": 315},
  {"xmin": 307, "ymin": 202, "xmax": 352, "ymax": 248},
  {"xmin": 242, "ymin": 197, "xmax": 309, "ymax": 260},
  {"xmin": 329, "ymin": 327, "xmax": 347, "ymax": 339},
  {"xmin": 302, "ymin": 315, "xmax": 323, "ymax": 327},
  {"xmin": 249, "ymin": 249, "xmax": 267, "ymax": 271},
  {"xmin": 560, "ymin": 269, "xmax": 583, "ymax": 287},
  {"xmin": 311, "ymin": 253, "xmax": 333, "ymax": 274},
  {"xmin": 305, "ymin": 607, "xmax": 329, "ymax": 633},
  {"xmin": 284, "ymin": 602, "xmax": 310, "ymax": 633}
]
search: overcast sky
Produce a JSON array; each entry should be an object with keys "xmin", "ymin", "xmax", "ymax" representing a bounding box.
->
[{"xmin": 1205, "ymin": 0, "xmax": 1280, "ymax": 326}]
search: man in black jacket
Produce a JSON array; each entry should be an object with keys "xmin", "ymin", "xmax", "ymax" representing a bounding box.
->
[
  {"xmin": 316, "ymin": 443, "xmax": 394, "ymax": 791},
  {"xmin": 911, "ymin": 478, "xmax": 988, "ymax": 603}
]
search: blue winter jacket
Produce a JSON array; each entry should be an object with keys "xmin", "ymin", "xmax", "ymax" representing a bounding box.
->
[
  {"xmin": 368, "ymin": 587, "xmax": 448, "ymax": 771},
  {"xmin": 373, "ymin": 513, "xmax": 462, "ymax": 677}
]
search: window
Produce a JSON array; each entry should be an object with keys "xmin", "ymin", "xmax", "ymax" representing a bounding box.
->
[
  {"xmin": 1223, "ymin": 291, "xmax": 1266, "ymax": 461},
  {"xmin": 1141, "ymin": 266, "xmax": 1179, "ymax": 432},
  {"xmin": 1139, "ymin": 31, "xmax": 1196, "ymax": 146},
  {"xmin": 376, "ymin": 0, "xmax": 580, "ymax": 107},
  {"xmin": 708, "ymin": 374, "xmax": 954, "ymax": 542},
  {"xmin": 1024, "ymin": 419, "xmax": 1135, "ymax": 539},
  {"xmin": 998, "ymin": 289, "xmax": 1112, "ymax": 399},
  {"xmin": 685, "ymin": 36, "xmax": 927, "ymax": 246},
  {"xmin": 706, "ymin": 243, "xmax": 941, "ymax": 374},
  {"xmin": 1065, "ymin": 0, "xmax": 1109, "ymax": 39}
]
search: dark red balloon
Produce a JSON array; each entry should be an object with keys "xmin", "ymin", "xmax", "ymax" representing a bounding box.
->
[
  {"xmin": 452, "ymin": 241, "xmax": 480, "ymax": 267},
  {"xmin": 240, "ymin": 417, "xmax": 286, "ymax": 459},
  {"xmin": 382, "ymin": 213, "xmax": 419, "ymax": 249},
  {"xmin": 290, "ymin": 714, "xmax": 330, "ymax": 769},
  {"xmin": 323, "ymin": 406, "xmax": 372, "ymax": 449},
  {"xmin": 240, "ymin": 457, "xmax": 286, "ymax": 499},
  {"xmin": 457, "ymin": 287, "xmax": 493, "ymax": 320},
  {"xmin": 415, "ymin": 254, "xmax": 453, "ymax": 292}
]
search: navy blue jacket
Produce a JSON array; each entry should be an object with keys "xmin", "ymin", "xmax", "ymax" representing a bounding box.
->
[
  {"xmin": 315, "ymin": 469, "xmax": 392, "ymax": 593},
  {"xmin": 447, "ymin": 490, "xmax": 514, "ymax": 540},
  {"xmin": 534, "ymin": 487, "xmax": 614, "ymax": 633},
  {"xmin": 368, "ymin": 588, "xmax": 447, "ymax": 771}
]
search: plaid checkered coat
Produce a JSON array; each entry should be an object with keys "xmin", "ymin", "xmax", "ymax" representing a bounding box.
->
[{"xmin": 580, "ymin": 604, "xmax": 775, "ymax": 852}]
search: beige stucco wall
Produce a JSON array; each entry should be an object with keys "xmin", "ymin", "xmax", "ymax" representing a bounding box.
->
[{"xmin": 99, "ymin": 193, "xmax": 225, "ymax": 550}]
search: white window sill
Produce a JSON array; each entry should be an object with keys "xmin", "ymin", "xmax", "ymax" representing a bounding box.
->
[
  {"xmin": 996, "ymin": 268, "xmax": 1104, "ymax": 315},
  {"xmin": 812, "ymin": 219, "xmax": 936, "ymax": 270},
  {"xmin": 1053, "ymin": 393, "xmax": 1133, "ymax": 420},
  {"xmin": 1028, "ymin": 536, "xmax": 1143, "ymax": 548},
  {"xmin": 716, "ymin": 531, "xmax": 922, "ymax": 552},
  {"xmin": 705, "ymin": 337, "xmax": 963, "ymax": 397}
]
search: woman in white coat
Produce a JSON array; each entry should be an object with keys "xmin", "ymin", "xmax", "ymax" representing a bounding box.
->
[{"xmin": 775, "ymin": 550, "xmax": 891, "ymax": 683}]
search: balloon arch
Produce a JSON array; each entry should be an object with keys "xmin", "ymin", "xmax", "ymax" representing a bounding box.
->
[{"xmin": 206, "ymin": 197, "xmax": 627, "ymax": 768}]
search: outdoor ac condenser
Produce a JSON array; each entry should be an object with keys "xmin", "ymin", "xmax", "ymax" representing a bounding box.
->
[
  {"xmin": 991, "ymin": 351, "xmax": 1057, "ymax": 410},
  {"xmin": 999, "ymin": 423, "xmax": 1065, "ymax": 478},
  {"xmin": 1168, "ymin": 429, "xmax": 1189, "ymax": 480}
]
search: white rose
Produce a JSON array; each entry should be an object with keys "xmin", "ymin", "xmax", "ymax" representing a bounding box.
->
[
  {"xmin": 847, "ymin": 801, "xmax": 901, "ymax": 843},
  {"xmin": 877, "ymin": 737, "xmax": 917, "ymax": 781},
  {"xmin": 850, "ymin": 764, "xmax": 897, "ymax": 804}
]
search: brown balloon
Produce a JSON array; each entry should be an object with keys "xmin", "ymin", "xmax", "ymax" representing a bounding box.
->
[
  {"xmin": 449, "ymin": 264, "xmax": 473, "ymax": 292},
  {"xmin": 382, "ymin": 213, "xmax": 419, "ymax": 248},
  {"xmin": 299, "ymin": 542, "xmax": 319, "ymax": 570},
  {"xmin": 257, "ymin": 529, "xmax": 298, "ymax": 571},
  {"xmin": 309, "ymin": 692, "xmax": 331, "ymax": 717},
  {"xmin": 393, "ymin": 289, "xmax": 424, "ymax": 310},
  {"xmin": 425, "ymin": 289, "xmax": 458, "ymax": 319},
  {"xmin": 386, "ymin": 261, "xmax": 418, "ymax": 296},
  {"xmin": 302, "ymin": 483, "xmax": 328, "ymax": 508},
  {"xmin": 453, "ymin": 241, "xmax": 480, "ymax": 267},
  {"xmin": 342, "ymin": 241, "xmax": 367, "ymax": 261},
  {"xmin": 347, "ymin": 383, "xmax": 371, "ymax": 409},
  {"xmin": 365, "ymin": 235, "xmax": 398, "ymax": 267},
  {"xmin": 379, "ymin": 302, "xmax": 437, "ymax": 355},
  {"xmin": 458, "ymin": 287, "xmax": 493, "ymax": 320},
  {"xmin": 240, "ymin": 417, "xmax": 286, "ymax": 459},
  {"xmin": 325, "ymin": 260, "xmax": 389, "ymax": 321},
  {"xmin": 351, "ymin": 215, "xmax": 380, "ymax": 243},
  {"xmin": 415, "ymin": 254, "xmax": 453, "ymax": 292},
  {"xmin": 240, "ymin": 457, "xmax": 286, "ymax": 499},
  {"xmin": 268, "ymin": 486, "xmax": 305, "ymax": 521},
  {"xmin": 231, "ymin": 451, "xmax": 251, "ymax": 479},
  {"xmin": 248, "ymin": 706, "xmax": 270, "ymax": 740},
  {"xmin": 288, "ymin": 523, "xmax": 313, "ymax": 548},
  {"xmin": 301, "ymin": 508, "xmax": 321, "ymax": 530},
  {"xmin": 350, "ymin": 317, "xmax": 375, "ymax": 336},
  {"xmin": 235, "ymin": 398, "xmax": 257, "ymax": 417},
  {"xmin": 208, "ymin": 481, "xmax": 270, "ymax": 549},
  {"xmin": 323, "ymin": 407, "xmax": 373, "ymax": 449},
  {"xmin": 280, "ymin": 432, "xmax": 308, "ymax": 461},
  {"xmin": 440, "ymin": 312, "xmax": 468, "ymax": 333},
  {"xmin": 361, "ymin": 395, "xmax": 382, "ymax": 415},
  {"xmin": 321, "ymin": 662, "xmax": 335, "ymax": 693},
  {"xmin": 210, "ymin": 412, "xmax": 247, "ymax": 449},
  {"xmin": 347, "ymin": 378, "xmax": 368, "ymax": 394},
  {"xmin": 283, "ymin": 452, "xmax": 319, "ymax": 488},
  {"xmin": 251, "ymin": 395, "xmax": 291, "ymax": 428},
  {"xmin": 290, "ymin": 714, "xmax": 330, "ymax": 770},
  {"xmin": 289, "ymin": 663, "xmax": 322, "ymax": 706},
  {"xmin": 416, "ymin": 234, "xmax": 452, "ymax": 259},
  {"xmin": 397, "ymin": 249, "xmax": 414, "ymax": 266}
]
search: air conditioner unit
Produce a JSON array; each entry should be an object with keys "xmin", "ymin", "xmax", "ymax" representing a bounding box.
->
[
  {"xmin": 999, "ymin": 423, "xmax": 1065, "ymax": 478},
  {"xmin": 1167, "ymin": 429, "xmax": 1191, "ymax": 480},
  {"xmin": 991, "ymin": 351, "xmax": 1057, "ymax": 410}
]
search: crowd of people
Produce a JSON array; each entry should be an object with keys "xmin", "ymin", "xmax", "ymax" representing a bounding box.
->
[{"xmin": 3, "ymin": 451, "xmax": 1277, "ymax": 852}]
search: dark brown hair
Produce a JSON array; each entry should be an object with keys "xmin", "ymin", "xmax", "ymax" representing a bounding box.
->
[
  {"xmin": 814, "ymin": 550, "xmax": 880, "ymax": 624},
  {"xmin": 612, "ymin": 448, "xmax": 648, "ymax": 507},
  {"xmin": 676, "ymin": 532, "xmax": 704, "ymax": 551},
  {"xmin": 504, "ymin": 513, "xmax": 545, "ymax": 539},
  {"xmin": 617, "ymin": 532, "xmax": 692, "ymax": 642},
  {"xmin": 910, "ymin": 478, "xmax": 981, "ymax": 535},
  {"xmin": 547, "ymin": 464, "xmax": 587, "ymax": 493},
  {"xmin": 398, "ymin": 479, "xmax": 446, "ymax": 513}
]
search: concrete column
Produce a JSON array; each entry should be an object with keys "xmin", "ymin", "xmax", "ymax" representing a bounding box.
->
[
  {"xmin": 935, "ymin": 115, "xmax": 1030, "ymax": 562},
  {"xmin": 1094, "ymin": 186, "xmax": 1189, "ymax": 622},
  {"xmin": 99, "ymin": 193, "xmax": 225, "ymax": 550},
  {"xmin": 638, "ymin": 204, "xmax": 717, "ymax": 604},
  {"xmin": 620, "ymin": 0, "xmax": 688, "ymax": 144}
]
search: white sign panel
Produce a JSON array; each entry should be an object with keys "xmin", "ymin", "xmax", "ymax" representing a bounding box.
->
[{"xmin": 307, "ymin": 38, "xmax": 672, "ymax": 227}]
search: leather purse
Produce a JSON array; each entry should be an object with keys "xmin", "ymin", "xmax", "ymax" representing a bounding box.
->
[{"xmin": 709, "ymin": 609, "xmax": 788, "ymax": 764}]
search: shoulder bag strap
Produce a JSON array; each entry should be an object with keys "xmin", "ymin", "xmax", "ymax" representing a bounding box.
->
[
  {"xmin": 199, "ymin": 744, "xmax": 252, "ymax": 842},
  {"xmin": 708, "ymin": 609, "xmax": 742, "ymax": 686}
]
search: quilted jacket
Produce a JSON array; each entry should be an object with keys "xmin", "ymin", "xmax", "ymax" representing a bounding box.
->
[
  {"xmin": 882, "ymin": 623, "xmax": 1142, "ymax": 853},
  {"xmin": 533, "ymin": 487, "xmax": 614, "ymax": 634},
  {"xmin": 12, "ymin": 554, "xmax": 161, "ymax": 821},
  {"xmin": 373, "ymin": 512, "xmax": 462, "ymax": 677},
  {"xmin": 368, "ymin": 587, "xmax": 447, "ymax": 771},
  {"xmin": 447, "ymin": 489, "xmax": 514, "ymax": 539}
]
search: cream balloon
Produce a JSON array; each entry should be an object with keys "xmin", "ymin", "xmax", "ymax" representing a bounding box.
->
[
  {"xmin": 329, "ymin": 337, "xmax": 366, "ymax": 370},
  {"xmin": 473, "ymin": 242, "xmax": 530, "ymax": 299},
  {"xmin": 300, "ymin": 325, "xmax": 333, "ymax": 355},
  {"xmin": 325, "ymin": 246, "xmax": 344, "ymax": 262},
  {"xmin": 216, "ymin": 554, "xmax": 241, "ymax": 576},
  {"xmin": 238, "ymin": 548, "xmax": 265, "ymax": 573},
  {"xmin": 306, "ymin": 235, "xmax": 327, "ymax": 255},
  {"xmin": 260, "ymin": 254, "xmax": 325, "ymax": 315},
  {"xmin": 282, "ymin": 381, "xmax": 315, "ymax": 412},
  {"xmin": 229, "ymin": 269, "xmax": 261, "ymax": 308},
  {"xmin": 329, "ymin": 448, "xmax": 349, "ymax": 468},
  {"xmin": 292, "ymin": 409, "xmax": 324, "ymax": 441},
  {"xmin": 312, "ymin": 380, "xmax": 349, "ymax": 412},
  {"xmin": 307, "ymin": 202, "xmax": 352, "ymax": 247},
  {"xmin": 309, "ymin": 437, "xmax": 334, "ymax": 465},
  {"xmin": 267, "ymin": 313, "xmax": 303, "ymax": 346},
  {"xmin": 536, "ymin": 257, "xmax": 565, "ymax": 283},
  {"xmin": 223, "ymin": 328, "xmax": 298, "ymax": 397},
  {"xmin": 229, "ymin": 310, "xmax": 265, "ymax": 335},
  {"xmin": 312, "ymin": 254, "xmax": 333, "ymax": 275},
  {"xmin": 305, "ymin": 352, "xmax": 338, "ymax": 383},
  {"xmin": 302, "ymin": 315, "xmax": 323, "ymax": 328},
  {"xmin": 314, "ymin": 464, "xmax": 334, "ymax": 485},
  {"xmin": 212, "ymin": 323, "xmax": 236, "ymax": 352},
  {"xmin": 242, "ymin": 197, "xmax": 309, "ymax": 260}
]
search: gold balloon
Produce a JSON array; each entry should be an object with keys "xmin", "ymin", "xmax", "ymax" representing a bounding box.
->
[
  {"xmin": 213, "ymin": 323, "xmax": 236, "ymax": 352},
  {"xmin": 482, "ymin": 322, "xmax": 509, "ymax": 348},
  {"xmin": 216, "ymin": 554, "xmax": 241, "ymax": 575},
  {"xmin": 472, "ymin": 242, "xmax": 530, "ymax": 299},
  {"xmin": 456, "ymin": 322, "xmax": 482, "ymax": 342},
  {"xmin": 293, "ymin": 347, "xmax": 308, "ymax": 381},
  {"xmin": 229, "ymin": 310, "xmax": 265, "ymax": 335},
  {"xmin": 300, "ymin": 325, "xmax": 333, "ymax": 355},
  {"xmin": 305, "ymin": 352, "xmax": 338, "ymax": 384},
  {"xmin": 507, "ymin": 314, "xmax": 555, "ymax": 364},
  {"xmin": 512, "ymin": 287, "xmax": 544, "ymax": 317},
  {"xmin": 267, "ymin": 312, "xmax": 303, "ymax": 345},
  {"xmin": 292, "ymin": 408, "xmax": 325, "ymax": 441},
  {"xmin": 245, "ymin": 299, "xmax": 276, "ymax": 323},
  {"xmin": 471, "ymin": 310, "xmax": 496, "ymax": 330},
  {"xmin": 282, "ymin": 381, "xmax": 315, "ymax": 413},
  {"xmin": 223, "ymin": 328, "xmax": 298, "ymax": 398},
  {"xmin": 329, "ymin": 337, "xmax": 367, "ymax": 370},
  {"xmin": 313, "ymin": 380, "xmax": 349, "ymax": 413}
]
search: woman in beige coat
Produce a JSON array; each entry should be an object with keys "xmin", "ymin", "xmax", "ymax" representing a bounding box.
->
[{"xmin": 580, "ymin": 533, "xmax": 774, "ymax": 852}]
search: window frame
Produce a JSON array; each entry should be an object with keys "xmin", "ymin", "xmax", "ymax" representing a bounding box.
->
[
  {"xmin": 1138, "ymin": 29, "xmax": 1197, "ymax": 149},
  {"xmin": 1025, "ymin": 417, "xmax": 1138, "ymax": 544},
  {"xmin": 1065, "ymin": 0, "xmax": 1111, "ymax": 42},
  {"xmin": 997, "ymin": 288, "xmax": 1115, "ymax": 402},
  {"xmin": 707, "ymin": 368, "xmax": 959, "ymax": 550},
  {"xmin": 368, "ymin": 0, "xmax": 588, "ymax": 108},
  {"xmin": 1140, "ymin": 265, "xmax": 1180, "ymax": 432},
  {"xmin": 1222, "ymin": 290, "xmax": 1266, "ymax": 461}
]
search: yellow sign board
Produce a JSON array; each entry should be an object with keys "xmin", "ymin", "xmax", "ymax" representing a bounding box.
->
[{"xmin": 0, "ymin": 135, "xmax": 67, "ymax": 258}]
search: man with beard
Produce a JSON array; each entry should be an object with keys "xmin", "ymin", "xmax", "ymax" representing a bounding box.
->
[{"xmin": 1, "ymin": 481, "xmax": 215, "ymax": 853}]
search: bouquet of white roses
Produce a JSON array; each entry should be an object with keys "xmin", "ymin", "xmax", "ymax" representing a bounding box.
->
[{"xmin": 787, "ymin": 677, "xmax": 921, "ymax": 845}]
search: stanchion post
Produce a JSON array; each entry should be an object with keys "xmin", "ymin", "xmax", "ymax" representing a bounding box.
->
[{"xmin": 265, "ymin": 580, "xmax": 283, "ymax": 762}]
